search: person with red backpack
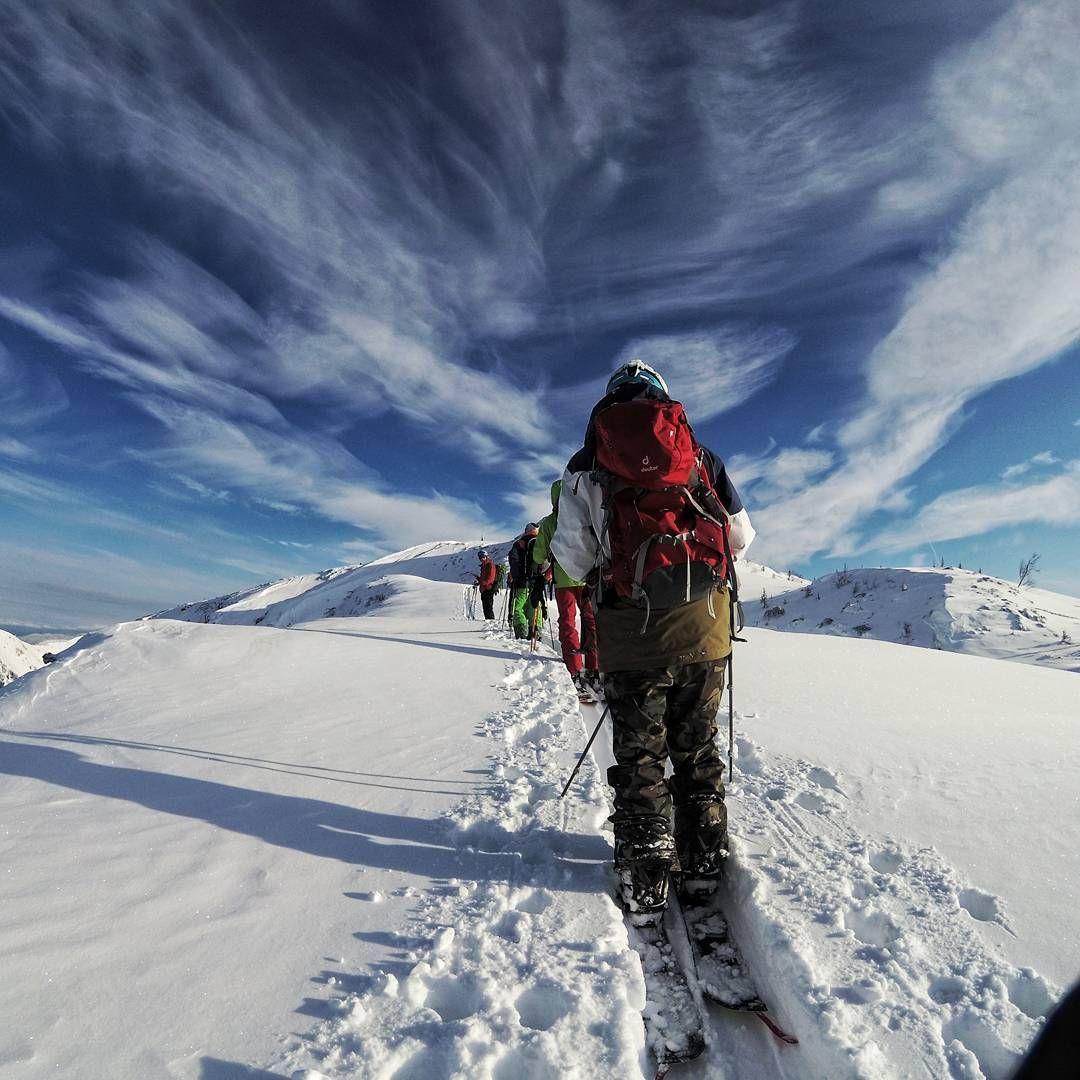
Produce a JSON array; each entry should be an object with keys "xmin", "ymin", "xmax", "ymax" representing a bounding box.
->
[
  {"xmin": 551, "ymin": 359, "xmax": 755, "ymax": 922},
  {"xmin": 476, "ymin": 548, "xmax": 498, "ymax": 620}
]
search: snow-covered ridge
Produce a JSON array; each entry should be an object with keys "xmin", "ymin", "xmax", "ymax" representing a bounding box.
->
[
  {"xmin": 0, "ymin": 628, "xmax": 48, "ymax": 686},
  {"xmin": 743, "ymin": 565, "xmax": 1080, "ymax": 674},
  {"xmin": 150, "ymin": 540, "xmax": 514, "ymax": 628},
  {"xmin": 152, "ymin": 548, "xmax": 1080, "ymax": 676}
]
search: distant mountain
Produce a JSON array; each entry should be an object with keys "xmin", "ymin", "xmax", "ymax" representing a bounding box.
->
[
  {"xmin": 0, "ymin": 628, "xmax": 46, "ymax": 686},
  {"xmin": 744, "ymin": 565, "xmax": 1080, "ymax": 674}
]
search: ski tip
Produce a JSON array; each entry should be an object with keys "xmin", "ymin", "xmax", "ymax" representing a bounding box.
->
[{"xmin": 757, "ymin": 1011, "xmax": 799, "ymax": 1044}]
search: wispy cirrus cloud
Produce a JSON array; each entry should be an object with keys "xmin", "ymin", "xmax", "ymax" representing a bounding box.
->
[
  {"xmin": 614, "ymin": 326, "xmax": 795, "ymax": 422},
  {"xmin": 128, "ymin": 396, "xmax": 501, "ymax": 559},
  {"xmin": 727, "ymin": 444, "xmax": 835, "ymax": 505},
  {"xmin": 749, "ymin": 0, "xmax": 1080, "ymax": 567},
  {"xmin": 1001, "ymin": 452, "xmax": 1060, "ymax": 482},
  {"xmin": 0, "ymin": 2, "xmax": 555, "ymax": 460},
  {"xmin": 867, "ymin": 460, "xmax": 1080, "ymax": 554},
  {"xmin": 1, "ymin": 0, "xmax": 1074, "ymax": 590},
  {"xmin": 0, "ymin": 341, "xmax": 68, "ymax": 463}
]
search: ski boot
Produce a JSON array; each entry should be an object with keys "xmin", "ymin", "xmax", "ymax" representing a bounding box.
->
[
  {"xmin": 573, "ymin": 670, "xmax": 604, "ymax": 704},
  {"xmin": 674, "ymin": 797, "xmax": 729, "ymax": 902},
  {"xmin": 614, "ymin": 822, "xmax": 678, "ymax": 925}
]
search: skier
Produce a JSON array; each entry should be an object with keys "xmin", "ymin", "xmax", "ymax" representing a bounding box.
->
[
  {"xmin": 476, "ymin": 548, "xmax": 498, "ymax": 620},
  {"xmin": 507, "ymin": 524, "xmax": 544, "ymax": 640},
  {"xmin": 551, "ymin": 359, "xmax": 755, "ymax": 921},
  {"xmin": 532, "ymin": 479, "xmax": 600, "ymax": 697}
]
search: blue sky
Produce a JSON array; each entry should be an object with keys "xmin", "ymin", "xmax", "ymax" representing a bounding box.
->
[{"xmin": 1, "ymin": 0, "xmax": 1078, "ymax": 634}]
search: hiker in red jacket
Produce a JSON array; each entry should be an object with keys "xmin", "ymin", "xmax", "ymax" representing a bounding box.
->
[{"xmin": 476, "ymin": 548, "xmax": 498, "ymax": 620}]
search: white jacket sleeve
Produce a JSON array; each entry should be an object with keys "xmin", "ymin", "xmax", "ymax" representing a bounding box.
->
[
  {"xmin": 727, "ymin": 507, "xmax": 755, "ymax": 560},
  {"xmin": 551, "ymin": 467, "xmax": 602, "ymax": 582}
]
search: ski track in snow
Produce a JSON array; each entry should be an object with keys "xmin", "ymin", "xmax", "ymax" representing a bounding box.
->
[{"xmin": 721, "ymin": 725, "xmax": 1054, "ymax": 1079}]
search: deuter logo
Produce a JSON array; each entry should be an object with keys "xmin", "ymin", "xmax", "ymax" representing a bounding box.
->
[{"xmin": 641, "ymin": 454, "xmax": 658, "ymax": 473}]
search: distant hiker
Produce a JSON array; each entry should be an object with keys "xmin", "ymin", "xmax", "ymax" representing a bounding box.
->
[
  {"xmin": 508, "ymin": 524, "xmax": 545, "ymax": 640},
  {"xmin": 532, "ymin": 479, "xmax": 600, "ymax": 696},
  {"xmin": 551, "ymin": 359, "xmax": 755, "ymax": 922},
  {"xmin": 477, "ymin": 548, "xmax": 498, "ymax": 620}
]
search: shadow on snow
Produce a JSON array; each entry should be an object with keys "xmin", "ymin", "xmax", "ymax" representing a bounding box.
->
[{"xmin": 0, "ymin": 738, "xmax": 607, "ymax": 884}]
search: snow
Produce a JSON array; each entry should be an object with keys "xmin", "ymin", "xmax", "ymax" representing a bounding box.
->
[
  {"xmin": 0, "ymin": 626, "xmax": 47, "ymax": 686},
  {"xmin": 150, "ymin": 541, "xmax": 514, "ymax": 628},
  {"xmin": 744, "ymin": 565, "xmax": 1080, "ymax": 674},
  {"xmin": 1, "ymin": 542, "xmax": 1077, "ymax": 1079}
]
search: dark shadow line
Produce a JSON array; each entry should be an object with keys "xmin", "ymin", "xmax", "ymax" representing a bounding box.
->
[
  {"xmin": 6, "ymin": 733, "xmax": 466, "ymax": 795},
  {"xmin": 289, "ymin": 626, "xmax": 559, "ymax": 663},
  {"xmin": 0, "ymin": 739, "xmax": 609, "ymax": 877},
  {"xmin": 6, "ymin": 729, "xmax": 482, "ymax": 787}
]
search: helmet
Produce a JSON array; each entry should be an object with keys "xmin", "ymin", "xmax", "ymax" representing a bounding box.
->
[
  {"xmin": 606, "ymin": 358, "xmax": 668, "ymax": 396},
  {"xmin": 524, "ymin": 523, "xmax": 539, "ymax": 537},
  {"xmin": 477, "ymin": 548, "xmax": 489, "ymax": 560}
]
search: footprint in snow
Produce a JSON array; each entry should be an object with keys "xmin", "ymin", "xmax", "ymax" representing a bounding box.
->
[
  {"xmin": 958, "ymin": 886, "xmax": 1008, "ymax": 927},
  {"xmin": 807, "ymin": 765, "xmax": 844, "ymax": 793},
  {"xmin": 514, "ymin": 888, "xmax": 554, "ymax": 915},
  {"xmin": 868, "ymin": 848, "xmax": 905, "ymax": 875},
  {"xmin": 516, "ymin": 984, "xmax": 574, "ymax": 1031},
  {"xmin": 420, "ymin": 974, "xmax": 487, "ymax": 1022},
  {"xmin": 794, "ymin": 791, "xmax": 832, "ymax": 814},
  {"xmin": 843, "ymin": 905, "xmax": 901, "ymax": 948}
]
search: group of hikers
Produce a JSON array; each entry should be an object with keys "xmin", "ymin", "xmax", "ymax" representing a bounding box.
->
[{"xmin": 471, "ymin": 359, "xmax": 755, "ymax": 923}]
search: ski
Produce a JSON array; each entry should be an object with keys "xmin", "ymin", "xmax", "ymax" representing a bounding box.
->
[
  {"xmin": 622, "ymin": 908, "xmax": 707, "ymax": 1075},
  {"xmin": 674, "ymin": 883, "xmax": 798, "ymax": 1045}
]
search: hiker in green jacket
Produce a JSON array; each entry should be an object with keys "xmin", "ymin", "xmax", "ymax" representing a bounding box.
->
[
  {"xmin": 532, "ymin": 480, "xmax": 600, "ymax": 694},
  {"xmin": 508, "ymin": 524, "xmax": 546, "ymax": 640}
]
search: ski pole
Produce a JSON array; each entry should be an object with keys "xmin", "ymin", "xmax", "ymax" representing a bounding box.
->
[
  {"xmin": 719, "ymin": 525, "xmax": 747, "ymax": 783},
  {"xmin": 727, "ymin": 652, "xmax": 734, "ymax": 782},
  {"xmin": 560, "ymin": 704, "xmax": 610, "ymax": 799}
]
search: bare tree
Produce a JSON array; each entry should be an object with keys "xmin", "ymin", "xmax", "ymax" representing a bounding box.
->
[{"xmin": 1017, "ymin": 553, "xmax": 1041, "ymax": 589}]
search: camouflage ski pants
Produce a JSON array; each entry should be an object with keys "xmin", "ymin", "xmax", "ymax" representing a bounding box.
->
[{"xmin": 604, "ymin": 658, "xmax": 727, "ymax": 868}]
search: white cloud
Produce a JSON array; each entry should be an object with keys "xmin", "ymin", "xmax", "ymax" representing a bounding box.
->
[
  {"xmin": 0, "ymin": 3, "xmax": 556, "ymax": 465},
  {"xmin": 750, "ymin": 0, "xmax": 1080, "ymax": 566},
  {"xmin": 0, "ymin": 437, "xmax": 40, "ymax": 463},
  {"xmin": 0, "ymin": 340, "xmax": 68, "ymax": 436},
  {"xmin": 614, "ymin": 326, "xmax": 795, "ymax": 422},
  {"xmin": 1002, "ymin": 451, "xmax": 1061, "ymax": 481},
  {"xmin": 868, "ymin": 460, "xmax": 1080, "ymax": 553},
  {"xmin": 727, "ymin": 445, "xmax": 833, "ymax": 503},
  {"xmin": 128, "ymin": 395, "xmax": 502, "ymax": 553},
  {"xmin": 0, "ymin": 540, "xmax": 253, "ymax": 630}
]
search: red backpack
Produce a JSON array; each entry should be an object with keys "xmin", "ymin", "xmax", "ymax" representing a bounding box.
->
[{"xmin": 592, "ymin": 398, "xmax": 731, "ymax": 625}]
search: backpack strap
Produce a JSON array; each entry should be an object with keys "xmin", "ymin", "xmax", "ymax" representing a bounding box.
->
[{"xmin": 630, "ymin": 531, "xmax": 696, "ymax": 634}]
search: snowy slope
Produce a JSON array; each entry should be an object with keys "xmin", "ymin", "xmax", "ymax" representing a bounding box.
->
[
  {"xmin": 2, "ymin": 544, "xmax": 1077, "ymax": 1079},
  {"xmin": 0, "ymin": 627, "xmax": 45, "ymax": 686},
  {"xmin": 746, "ymin": 566, "xmax": 1080, "ymax": 674},
  {"xmin": 152, "ymin": 541, "xmax": 514, "ymax": 628},
  {"xmin": 736, "ymin": 559, "xmax": 811, "ymax": 602}
]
